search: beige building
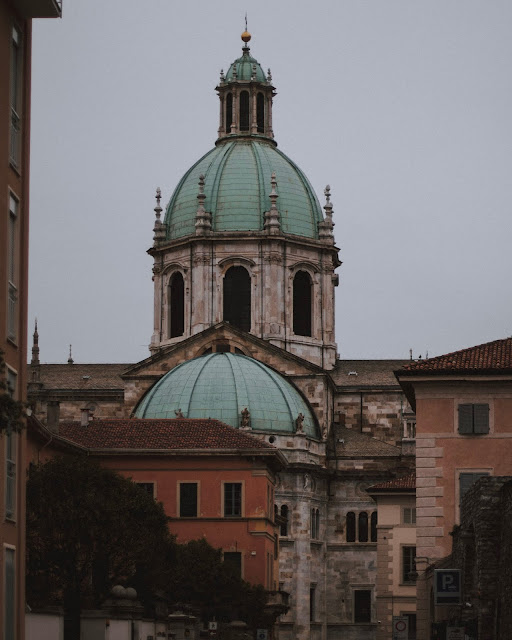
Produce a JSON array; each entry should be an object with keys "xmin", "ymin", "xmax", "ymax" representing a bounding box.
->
[
  {"xmin": 368, "ymin": 473, "xmax": 416, "ymax": 640},
  {"xmin": 396, "ymin": 337, "xmax": 512, "ymax": 640}
]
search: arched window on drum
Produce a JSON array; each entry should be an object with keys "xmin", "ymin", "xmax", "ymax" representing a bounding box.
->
[
  {"xmin": 223, "ymin": 266, "xmax": 251, "ymax": 332},
  {"xmin": 293, "ymin": 271, "xmax": 312, "ymax": 337},
  {"xmin": 168, "ymin": 272, "xmax": 184, "ymax": 338}
]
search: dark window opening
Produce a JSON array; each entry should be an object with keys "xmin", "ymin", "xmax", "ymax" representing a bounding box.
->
[
  {"xmin": 358, "ymin": 512, "xmax": 368, "ymax": 542},
  {"xmin": 280, "ymin": 504, "xmax": 288, "ymax": 536},
  {"xmin": 346, "ymin": 512, "xmax": 355, "ymax": 542},
  {"xmin": 240, "ymin": 91, "xmax": 250, "ymax": 131},
  {"xmin": 226, "ymin": 93, "xmax": 233, "ymax": 132},
  {"xmin": 234, "ymin": 347, "xmax": 245, "ymax": 354},
  {"xmin": 459, "ymin": 472, "xmax": 490, "ymax": 505},
  {"xmin": 404, "ymin": 613, "xmax": 416, "ymax": 639},
  {"xmin": 223, "ymin": 266, "xmax": 251, "ymax": 331},
  {"xmin": 311, "ymin": 508, "xmax": 320, "ymax": 539},
  {"xmin": 354, "ymin": 590, "xmax": 371, "ymax": 623},
  {"xmin": 216, "ymin": 343, "xmax": 230, "ymax": 353},
  {"xmin": 224, "ymin": 482, "xmax": 242, "ymax": 517},
  {"xmin": 370, "ymin": 511, "xmax": 377, "ymax": 542},
  {"xmin": 169, "ymin": 272, "xmax": 184, "ymax": 338},
  {"xmin": 202, "ymin": 347, "xmax": 213, "ymax": 355},
  {"xmin": 402, "ymin": 546, "xmax": 416, "ymax": 583},
  {"xmin": 257, "ymin": 93, "xmax": 265, "ymax": 133},
  {"xmin": 293, "ymin": 271, "xmax": 312, "ymax": 336},
  {"xmin": 223, "ymin": 551, "xmax": 242, "ymax": 579},
  {"xmin": 310, "ymin": 585, "xmax": 316, "ymax": 621},
  {"xmin": 179, "ymin": 482, "xmax": 198, "ymax": 517},
  {"xmin": 136, "ymin": 482, "xmax": 155, "ymax": 499}
]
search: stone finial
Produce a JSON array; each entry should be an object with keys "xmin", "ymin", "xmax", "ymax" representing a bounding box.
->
[
  {"xmin": 31, "ymin": 318, "xmax": 40, "ymax": 366},
  {"xmin": 68, "ymin": 344, "xmax": 74, "ymax": 365},
  {"xmin": 174, "ymin": 408, "xmax": 184, "ymax": 418},
  {"xmin": 267, "ymin": 68, "xmax": 272, "ymax": 82},
  {"xmin": 220, "ymin": 68, "xmax": 225, "ymax": 82},
  {"xmin": 295, "ymin": 412, "xmax": 305, "ymax": 434},
  {"xmin": 153, "ymin": 187, "xmax": 167, "ymax": 244},
  {"xmin": 264, "ymin": 172, "xmax": 281, "ymax": 234},
  {"xmin": 318, "ymin": 184, "xmax": 335, "ymax": 242},
  {"xmin": 195, "ymin": 174, "xmax": 212, "ymax": 235},
  {"xmin": 240, "ymin": 407, "xmax": 251, "ymax": 429}
]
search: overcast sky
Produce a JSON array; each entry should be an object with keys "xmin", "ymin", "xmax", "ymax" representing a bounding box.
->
[{"xmin": 28, "ymin": 1, "xmax": 512, "ymax": 364}]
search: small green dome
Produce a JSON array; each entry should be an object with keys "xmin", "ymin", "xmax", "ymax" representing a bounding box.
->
[
  {"xmin": 135, "ymin": 353, "xmax": 318, "ymax": 437},
  {"xmin": 225, "ymin": 47, "xmax": 266, "ymax": 82},
  {"xmin": 165, "ymin": 138, "xmax": 323, "ymax": 239}
]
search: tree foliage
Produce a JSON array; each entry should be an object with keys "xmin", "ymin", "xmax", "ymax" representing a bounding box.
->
[
  {"xmin": 0, "ymin": 351, "xmax": 24, "ymax": 432},
  {"xmin": 168, "ymin": 538, "xmax": 272, "ymax": 627},
  {"xmin": 26, "ymin": 456, "xmax": 280, "ymax": 635},
  {"xmin": 26, "ymin": 456, "xmax": 174, "ymax": 616}
]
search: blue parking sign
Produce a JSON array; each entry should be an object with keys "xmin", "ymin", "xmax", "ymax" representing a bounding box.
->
[{"xmin": 434, "ymin": 569, "xmax": 461, "ymax": 605}]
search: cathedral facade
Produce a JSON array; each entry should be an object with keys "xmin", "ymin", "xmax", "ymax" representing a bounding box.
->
[{"xmin": 29, "ymin": 33, "xmax": 415, "ymax": 640}]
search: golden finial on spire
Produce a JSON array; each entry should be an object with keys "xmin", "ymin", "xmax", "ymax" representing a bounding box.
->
[{"xmin": 241, "ymin": 13, "xmax": 251, "ymax": 43}]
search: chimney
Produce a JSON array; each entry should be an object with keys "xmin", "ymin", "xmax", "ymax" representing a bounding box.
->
[
  {"xmin": 46, "ymin": 401, "xmax": 60, "ymax": 433},
  {"xmin": 80, "ymin": 408, "xmax": 90, "ymax": 427}
]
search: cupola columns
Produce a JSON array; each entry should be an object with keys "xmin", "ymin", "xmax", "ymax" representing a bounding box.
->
[{"xmin": 216, "ymin": 35, "xmax": 275, "ymax": 142}]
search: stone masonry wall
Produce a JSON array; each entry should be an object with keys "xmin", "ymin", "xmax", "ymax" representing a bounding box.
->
[{"xmin": 334, "ymin": 391, "xmax": 406, "ymax": 447}]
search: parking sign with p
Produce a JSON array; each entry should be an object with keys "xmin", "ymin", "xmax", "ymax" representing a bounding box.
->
[{"xmin": 434, "ymin": 569, "xmax": 461, "ymax": 605}]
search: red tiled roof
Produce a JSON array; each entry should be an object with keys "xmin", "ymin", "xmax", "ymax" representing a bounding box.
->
[
  {"xmin": 368, "ymin": 472, "xmax": 415, "ymax": 491},
  {"xmin": 331, "ymin": 360, "xmax": 409, "ymax": 387},
  {"xmin": 399, "ymin": 337, "xmax": 512, "ymax": 374},
  {"xmin": 58, "ymin": 418, "xmax": 276, "ymax": 451},
  {"xmin": 29, "ymin": 363, "xmax": 129, "ymax": 390}
]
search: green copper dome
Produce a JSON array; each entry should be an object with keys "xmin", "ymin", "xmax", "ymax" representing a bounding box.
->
[
  {"xmin": 225, "ymin": 47, "xmax": 266, "ymax": 82},
  {"xmin": 135, "ymin": 353, "xmax": 318, "ymax": 437},
  {"xmin": 165, "ymin": 138, "xmax": 324, "ymax": 240}
]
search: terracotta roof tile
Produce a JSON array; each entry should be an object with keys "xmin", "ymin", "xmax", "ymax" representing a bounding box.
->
[
  {"xmin": 332, "ymin": 360, "xmax": 410, "ymax": 387},
  {"xmin": 368, "ymin": 472, "xmax": 416, "ymax": 491},
  {"xmin": 30, "ymin": 363, "xmax": 129, "ymax": 390},
  {"xmin": 398, "ymin": 337, "xmax": 512, "ymax": 374},
  {"xmin": 57, "ymin": 418, "xmax": 275, "ymax": 451}
]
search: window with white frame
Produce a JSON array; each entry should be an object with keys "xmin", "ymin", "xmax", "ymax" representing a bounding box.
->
[
  {"xmin": 179, "ymin": 482, "xmax": 198, "ymax": 517},
  {"xmin": 403, "ymin": 507, "xmax": 416, "ymax": 525},
  {"xmin": 224, "ymin": 482, "xmax": 242, "ymax": 517},
  {"xmin": 402, "ymin": 546, "xmax": 416, "ymax": 583}
]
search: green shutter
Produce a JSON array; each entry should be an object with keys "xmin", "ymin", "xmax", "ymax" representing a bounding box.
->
[
  {"xmin": 473, "ymin": 404, "xmax": 490, "ymax": 434},
  {"xmin": 458, "ymin": 404, "xmax": 473, "ymax": 434}
]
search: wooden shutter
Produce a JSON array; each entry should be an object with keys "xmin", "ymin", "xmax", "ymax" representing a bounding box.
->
[
  {"xmin": 473, "ymin": 404, "xmax": 490, "ymax": 434},
  {"xmin": 458, "ymin": 404, "xmax": 473, "ymax": 434}
]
